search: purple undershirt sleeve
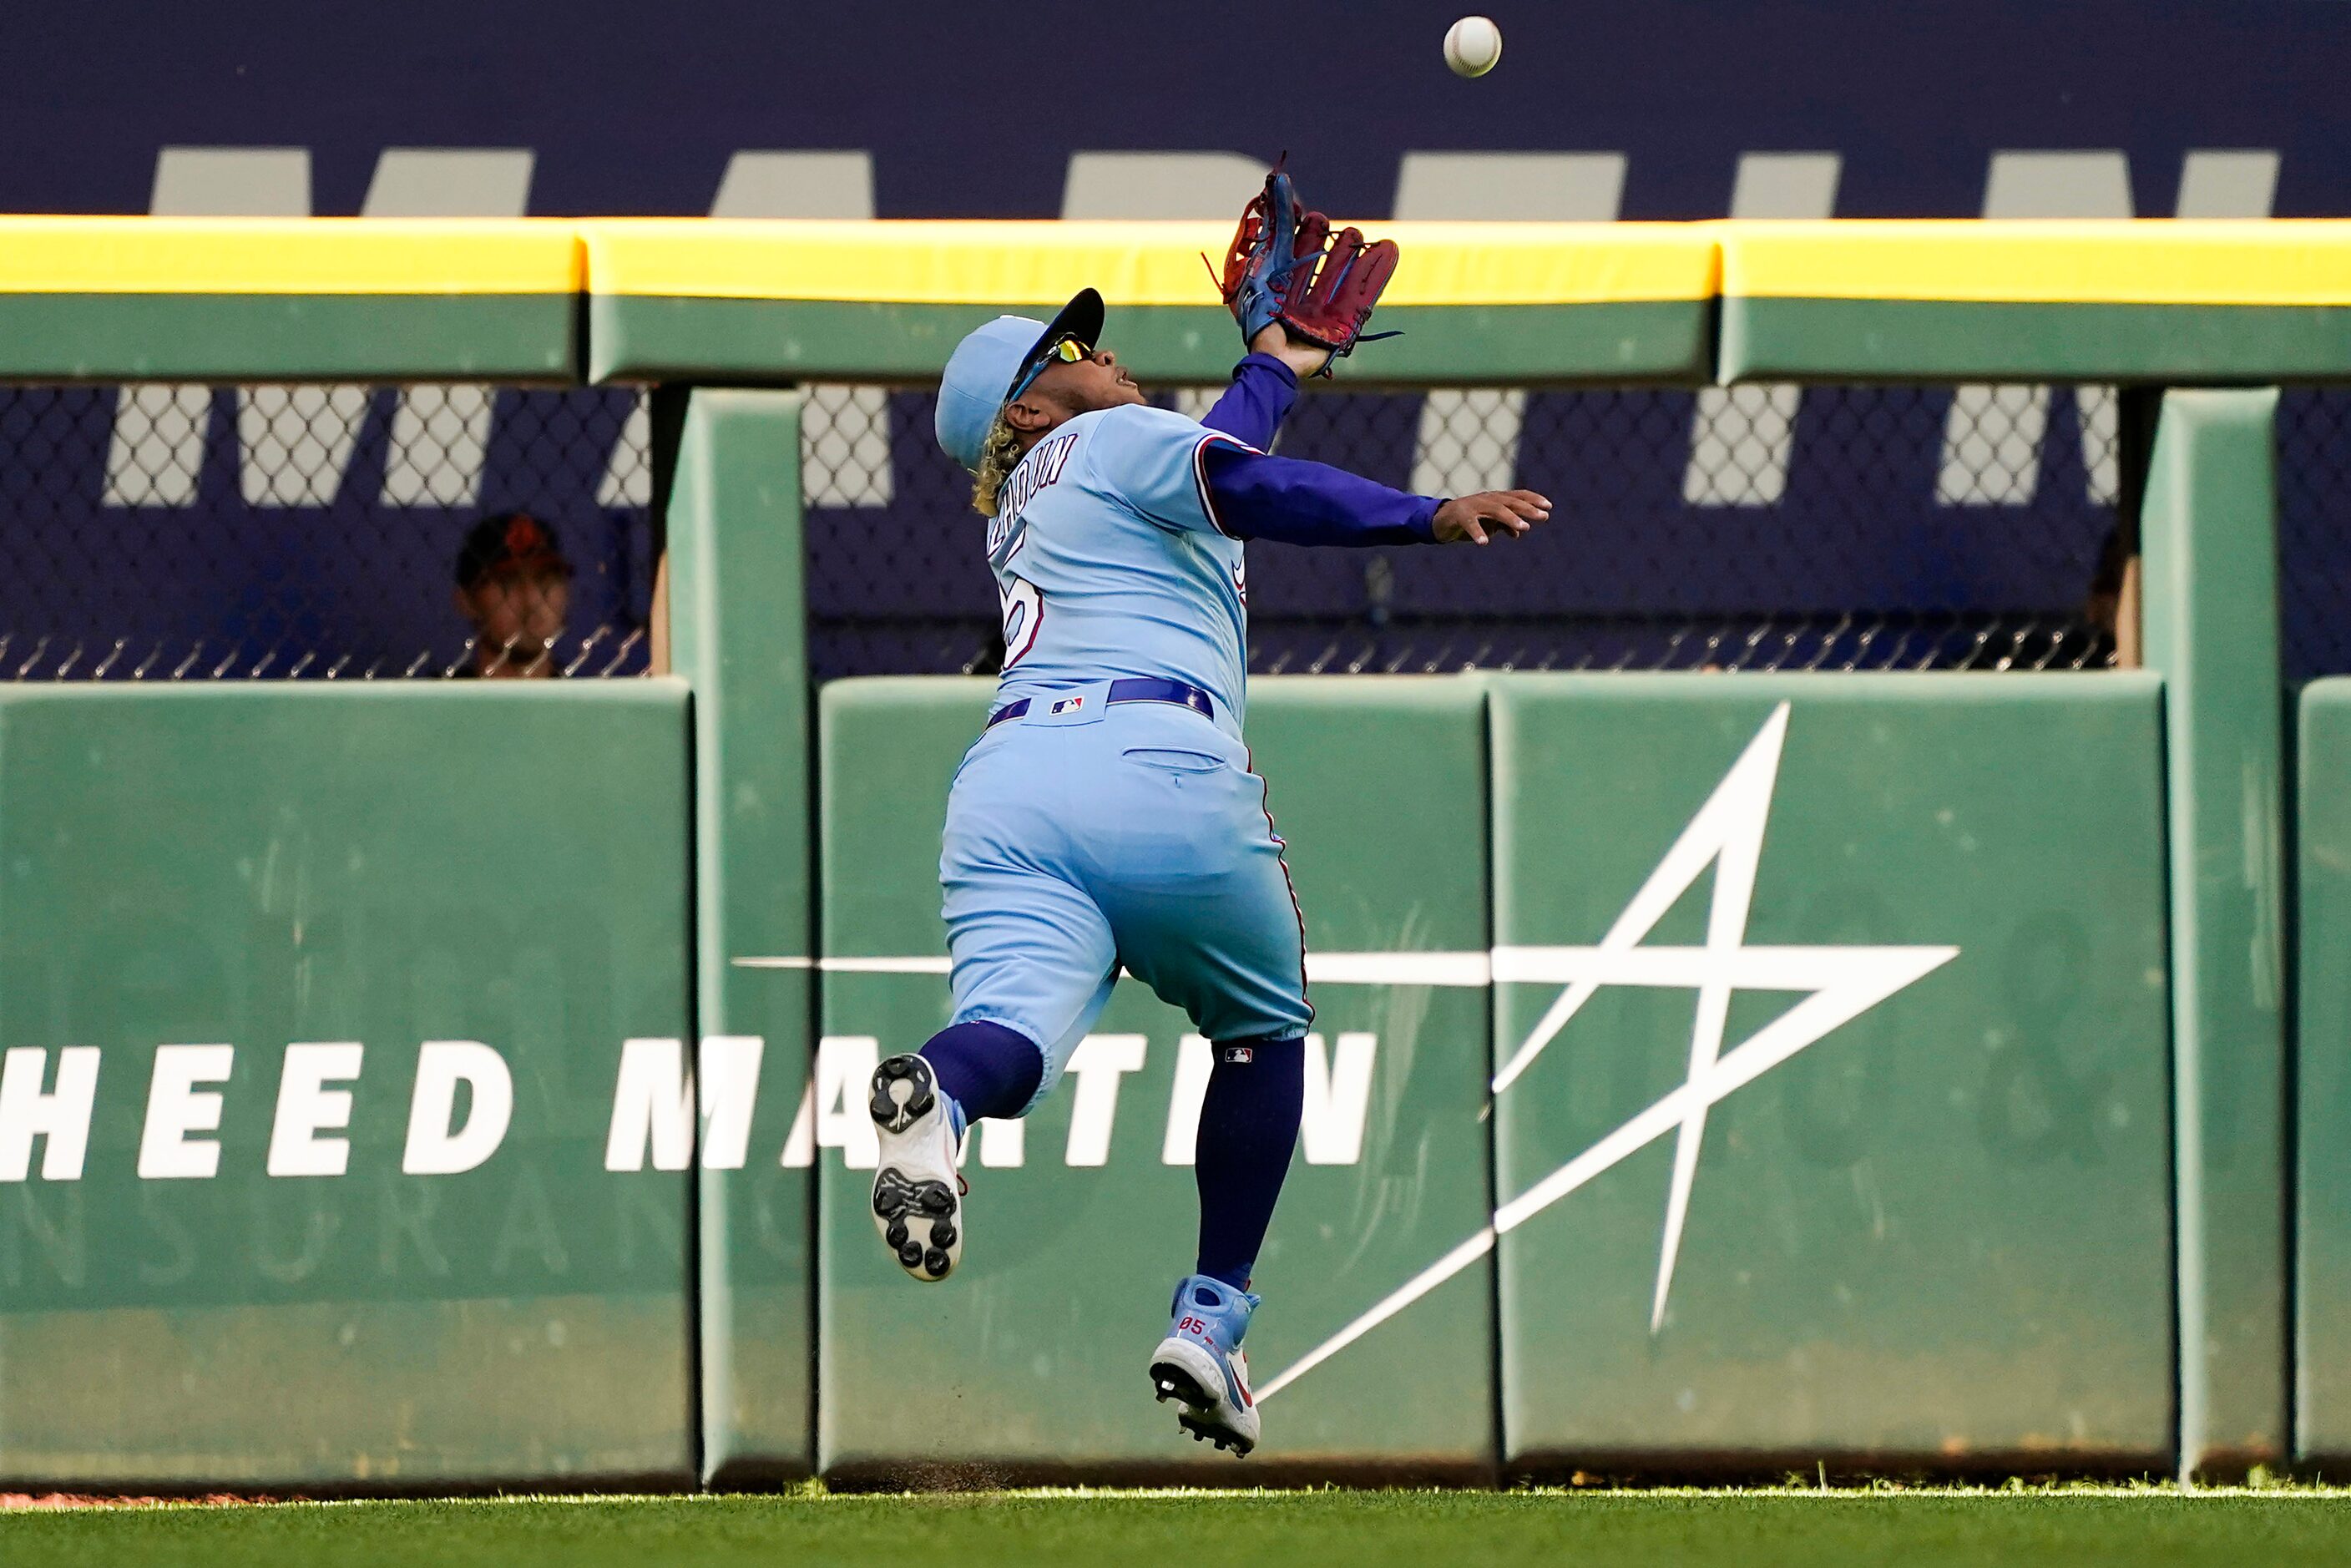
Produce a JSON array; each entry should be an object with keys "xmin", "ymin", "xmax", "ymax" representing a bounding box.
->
[
  {"xmin": 1199, "ymin": 443, "xmax": 1443, "ymax": 546},
  {"xmin": 1196, "ymin": 354, "xmax": 1300, "ymax": 451}
]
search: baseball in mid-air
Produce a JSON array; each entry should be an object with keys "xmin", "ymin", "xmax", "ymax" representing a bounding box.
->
[{"xmin": 1443, "ymin": 16, "xmax": 1503, "ymax": 78}]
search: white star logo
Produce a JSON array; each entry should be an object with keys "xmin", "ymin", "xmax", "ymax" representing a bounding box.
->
[{"xmin": 1258, "ymin": 702, "xmax": 1959, "ymax": 1402}]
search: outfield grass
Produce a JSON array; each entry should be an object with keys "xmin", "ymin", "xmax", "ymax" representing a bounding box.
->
[{"xmin": 3, "ymin": 1487, "xmax": 2348, "ymax": 1567}]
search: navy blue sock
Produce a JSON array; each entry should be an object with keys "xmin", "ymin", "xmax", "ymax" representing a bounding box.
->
[
  {"xmin": 1192, "ymin": 1034, "xmax": 1306, "ymax": 1291},
  {"xmin": 918, "ymin": 1020, "xmax": 1044, "ymax": 1124}
]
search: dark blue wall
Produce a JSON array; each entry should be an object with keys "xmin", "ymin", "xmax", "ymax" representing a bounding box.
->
[{"xmin": 5, "ymin": 2, "xmax": 2346, "ymax": 218}]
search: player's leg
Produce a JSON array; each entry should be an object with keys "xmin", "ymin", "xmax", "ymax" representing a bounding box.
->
[
  {"xmin": 912, "ymin": 1019, "xmax": 1044, "ymax": 1130},
  {"xmin": 934, "ymin": 847, "xmax": 1121, "ymax": 1123},
  {"xmin": 1191, "ymin": 1034, "xmax": 1307, "ymax": 1292},
  {"xmin": 1083, "ymin": 721, "xmax": 1312, "ymax": 1453},
  {"xmin": 1115, "ymin": 862, "xmax": 1309, "ymax": 1455},
  {"xmin": 872, "ymin": 1012, "xmax": 1049, "ymax": 1237},
  {"xmin": 1149, "ymin": 1029, "xmax": 1303, "ymax": 1454},
  {"xmin": 877, "ymin": 916, "xmax": 1113, "ymax": 1167},
  {"xmin": 870, "ymin": 812, "xmax": 1116, "ymax": 1283}
]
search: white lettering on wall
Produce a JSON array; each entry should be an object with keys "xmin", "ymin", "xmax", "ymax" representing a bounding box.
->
[
  {"xmin": 0, "ymin": 1046, "xmax": 101, "ymax": 1181},
  {"xmin": 1301, "ymin": 1033, "xmax": 1378, "ymax": 1166},
  {"xmin": 780, "ymin": 1036, "xmax": 881, "ymax": 1169},
  {"xmin": 1064, "ymin": 1034, "xmax": 1147, "ymax": 1166},
  {"xmin": 695, "ymin": 1035, "xmax": 765, "ymax": 1171},
  {"xmin": 605, "ymin": 1037, "xmax": 694, "ymax": 1172},
  {"xmin": 978, "ymin": 1116, "xmax": 1024, "ymax": 1167},
  {"xmin": 138, "ymin": 1044, "xmax": 235, "ymax": 1180},
  {"xmin": 268, "ymin": 1042, "xmax": 366, "ymax": 1177},
  {"xmin": 604, "ymin": 1035, "xmax": 768, "ymax": 1172},
  {"xmin": 78, "ymin": 1028, "xmax": 1382, "ymax": 1181},
  {"xmin": 403, "ymin": 1040, "xmax": 513, "ymax": 1176},
  {"xmin": 1160, "ymin": 1034, "xmax": 1214, "ymax": 1166}
]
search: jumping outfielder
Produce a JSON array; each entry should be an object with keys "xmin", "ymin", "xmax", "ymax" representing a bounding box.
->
[{"xmin": 867, "ymin": 172, "xmax": 1550, "ymax": 1454}]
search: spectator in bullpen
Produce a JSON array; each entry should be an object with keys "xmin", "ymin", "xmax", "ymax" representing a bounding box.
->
[{"xmin": 453, "ymin": 512, "xmax": 574, "ymax": 678}]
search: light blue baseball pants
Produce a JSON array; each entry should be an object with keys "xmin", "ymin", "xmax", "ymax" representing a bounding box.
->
[{"xmin": 938, "ymin": 685, "xmax": 1313, "ymax": 1111}]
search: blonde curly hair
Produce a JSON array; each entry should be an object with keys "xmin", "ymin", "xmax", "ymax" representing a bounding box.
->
[{"xmin": 970, "ymin": 414, "xmax": 1025, "ymax": 518}]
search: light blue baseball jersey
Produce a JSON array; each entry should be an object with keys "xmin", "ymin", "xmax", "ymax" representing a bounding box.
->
[{"xmin": 985, "ymin": 405, "xmax": 1255, "ymax": 736}]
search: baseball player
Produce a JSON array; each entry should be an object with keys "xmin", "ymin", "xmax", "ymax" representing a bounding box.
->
[{"xmin": 866, "ymin": 173, "xmax": 1550, "ymax": 1455}]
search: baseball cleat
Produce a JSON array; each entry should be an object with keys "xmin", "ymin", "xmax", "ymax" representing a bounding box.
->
[
  {"xmin": 868, "ymin": 1052, "xmax": 963, "ymax": 1282},
  {"xmin": 1149, "ymin": 1273, "xmax": 1262, "ymax": 1455}
]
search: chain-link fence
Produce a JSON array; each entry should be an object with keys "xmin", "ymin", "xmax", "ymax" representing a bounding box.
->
[
  {"xmin": 0, "ymin": 384, "xmax": 654, "ymax": 679},
  {"xmin": 801, "ymin": 381, "xmax": 2130, "ymax": 679},
  {"xmin": 13, "ymin": 377, "xmax": 2347, "ymax": 685}
]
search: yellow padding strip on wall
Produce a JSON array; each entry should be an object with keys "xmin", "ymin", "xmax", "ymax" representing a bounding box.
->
[
  {"xmin": 0, "ymin": 219, "xmax": 584, "ymax": 295},
  {"xmin": 1722, "ymin": 220, "xmax": 2351, "ymax": 306},
  {"xmin": 579, "ymin": 220, "xmax": 1722, "ymax": 306},
  {"xmin": 11, "ymin": 217, "xmax": 2348, "ymax": 310}
]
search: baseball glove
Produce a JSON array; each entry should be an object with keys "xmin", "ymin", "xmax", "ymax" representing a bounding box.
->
[{"xmin": 1213, "ymin": 169, "xmax": 1401, "ymax": 366}]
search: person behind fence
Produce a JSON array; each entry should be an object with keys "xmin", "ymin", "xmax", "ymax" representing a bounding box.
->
[
  {"xmin": 452, "ymin": 512, "xmax": 573, "ymax": 679},
  {"xmin": 862, "ymin": 169, "xmax": 1551, "ymax": 1458}
]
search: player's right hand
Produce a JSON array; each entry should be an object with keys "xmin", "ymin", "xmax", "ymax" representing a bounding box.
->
[
  {"xmin": 1432, "ymin": 489, "xmax": 1552, "ymax": 545},
  {"xmin": 1249, "ymin": 321, "xmax": 1334, "ymax": 381}
]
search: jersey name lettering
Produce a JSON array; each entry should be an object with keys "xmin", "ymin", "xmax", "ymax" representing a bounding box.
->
[{"xmin": 995, "ymin": 430, "xmax": 1080, "ymax": 535}]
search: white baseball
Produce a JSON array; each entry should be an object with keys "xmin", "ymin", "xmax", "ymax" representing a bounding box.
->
[{"xmin": 1444, "ymin": 15, "xmax": 1503, "ymax": 78}]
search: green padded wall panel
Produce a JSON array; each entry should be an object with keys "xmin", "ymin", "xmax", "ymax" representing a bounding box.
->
[
  {"xmin": 2297, "ymin": 681, "xmax": 2351, "ymax": 1463},
  {"xmin": 2139, "ymin": 388, "xmax": 2287, "ymax": 1476},
  {"xmin": 665, "ymin": 387, "xmax": 818, "ymax": 1485},
  {"xmin": 1488, "ymin": 674, "xmax": 2172, "ymax": 1473},
  {"xmin": 0, "ymin": 682, "xmax": 694, "ymax": 1488}
]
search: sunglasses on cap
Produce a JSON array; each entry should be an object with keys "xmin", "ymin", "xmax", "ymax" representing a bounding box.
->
[{"xmin": 1009, "ymin": 334, "xmax": 1095, "ymax": 402}]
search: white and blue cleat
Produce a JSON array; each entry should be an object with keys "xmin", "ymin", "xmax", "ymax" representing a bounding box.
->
[
  {"xmin": 1149, "ymin": 1273, "xmax": 1262, "ymax": 1455},
  {"xmin": 868, "ymin": 1052, "xmax": 964, "ymax": 1282}
]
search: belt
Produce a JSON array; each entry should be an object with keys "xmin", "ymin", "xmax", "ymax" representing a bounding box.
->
[{"xmin": 985, "ymin": 677, "xmax": 1216, "ymax": 730}]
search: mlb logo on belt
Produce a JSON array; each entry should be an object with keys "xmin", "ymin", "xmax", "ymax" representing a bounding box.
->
[{"xmin": 1050, "ymin": 695, "xmax": 1086, "ymax": 716}]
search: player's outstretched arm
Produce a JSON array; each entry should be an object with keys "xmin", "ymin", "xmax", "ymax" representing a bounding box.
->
[
  {"xmin": 1432, "ymin": 490, "xmax": 1553, "ymax": 545},
  {"xmin": 1199, "ymin": 442, "xmax": 1551, "ymax": 549}
]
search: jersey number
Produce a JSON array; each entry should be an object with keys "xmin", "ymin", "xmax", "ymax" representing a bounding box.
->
[{"xmin": 999, "ymin": 578, "xmax": 1043, "ymax": 667}]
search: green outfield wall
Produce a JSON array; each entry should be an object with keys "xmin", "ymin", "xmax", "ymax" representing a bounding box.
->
[
  {"xmin": 0, "ymin": 682, "xmax": 695, "ymax": 1488},
  {"xmin": 0, "ymin": 670, "xmax": 2288, "ymax": 1485},
  {"xmin": 0, "ymin": 222, "xmax": 2338, "ymax": 1487}
]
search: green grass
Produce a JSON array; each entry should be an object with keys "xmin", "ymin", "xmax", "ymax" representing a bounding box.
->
[{"xmin": 4, "ymin": 1487, "xmax": 2350, "ymax": 1568}]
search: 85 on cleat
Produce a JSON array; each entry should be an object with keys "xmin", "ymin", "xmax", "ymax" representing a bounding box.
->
[{"xmin": 867, "ymin": 1054, "xmax": 964, "ymax": 1282}]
